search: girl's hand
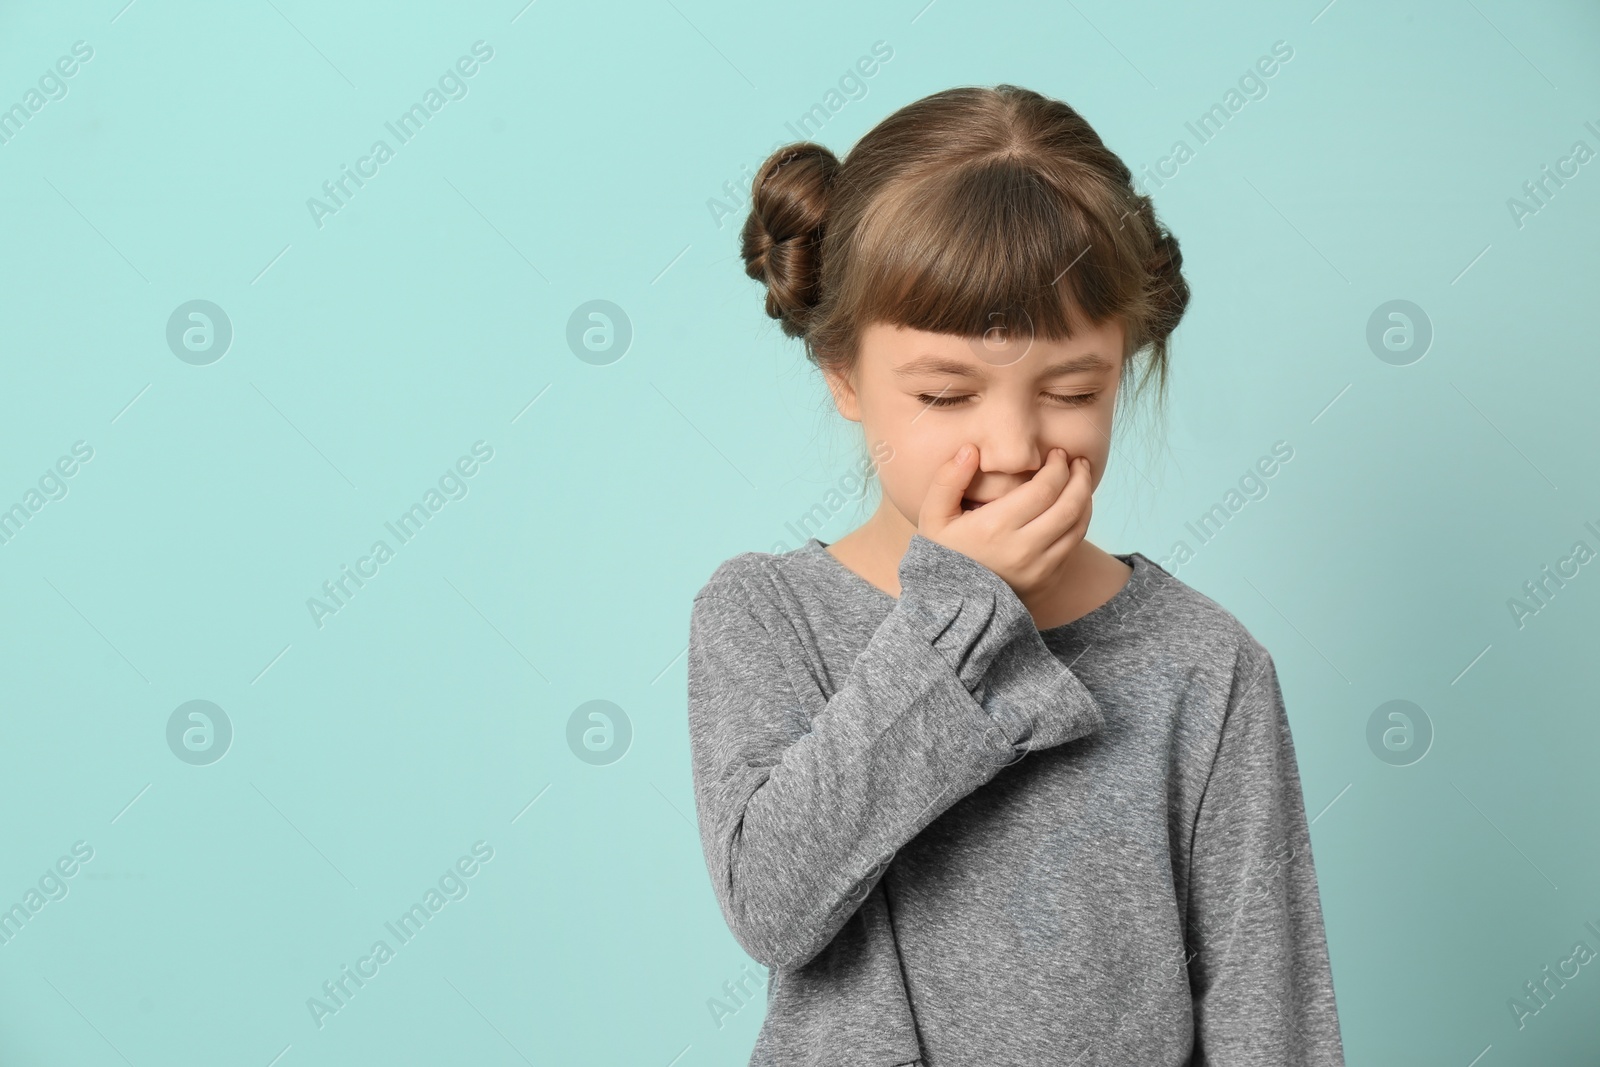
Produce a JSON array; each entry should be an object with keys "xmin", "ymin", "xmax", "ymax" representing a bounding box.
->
[{"xmin": 917, "ymin": 444, "xmax": 1093, "ymax": 608}]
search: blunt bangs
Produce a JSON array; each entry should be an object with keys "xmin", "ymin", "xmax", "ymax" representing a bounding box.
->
[{"xmin": 838, "ymin": 156, "xmax": 1149, "ymax": 356}]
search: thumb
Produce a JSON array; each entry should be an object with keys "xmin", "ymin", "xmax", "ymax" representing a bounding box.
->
[{"xmin": 920, "ymin": 444, "xmax": 978, "ymax": 530}]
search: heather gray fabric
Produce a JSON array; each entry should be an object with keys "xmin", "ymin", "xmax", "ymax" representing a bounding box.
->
[{"xmin": 687, "ymin": 532, "xmax": 1345, "ymax": 1067}]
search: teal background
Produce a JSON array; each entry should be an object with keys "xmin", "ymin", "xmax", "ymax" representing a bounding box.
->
[{"xmin": 0, "ymin": 0, "xmax": 1597, "ymax": 1063}]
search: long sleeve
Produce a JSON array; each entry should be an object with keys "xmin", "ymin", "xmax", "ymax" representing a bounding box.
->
[
  {"xmin": 687, "ymin": 533, "xmax": 1106, "ymax": 971},
  {"xmin": 1185, "ymin": 649, "xmax": 1346, "ymax": 1066}
]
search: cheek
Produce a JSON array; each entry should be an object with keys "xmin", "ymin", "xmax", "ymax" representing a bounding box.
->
[
  {"xmin": 872, "ymin": 417, "xmax": 950, "ymax": 473},
  {"xmin": 1086, "ymin": 429, "xmax": 1115, "ymax": 486},
  {"xmin": 883, "ymin": 453, "xmax": 938, "ymax": 502},
  {"xmin": 1054, "ymin": 426, "xmax": 1106, "ymax": 463},
  {"xmin": 870, "ymin": 441, "xmax": 944, "ymax": 513}
]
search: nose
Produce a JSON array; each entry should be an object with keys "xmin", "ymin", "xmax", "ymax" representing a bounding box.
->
[{"xmin": 971, "ymin": 398, "xmax": 1044, "ymax": 476}]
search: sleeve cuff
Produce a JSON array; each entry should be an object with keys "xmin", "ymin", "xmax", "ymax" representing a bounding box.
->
[
  {"xmin": 897, "ymin": 532, "xmax": 1105, "ymax": 757},
  {"xmin": 896, "ymin": 532, "xmax": 1037, "ymax": 689},
  {"xmin": 979, "ymin": 627, "xmax": 1106, "ymax": 756}
]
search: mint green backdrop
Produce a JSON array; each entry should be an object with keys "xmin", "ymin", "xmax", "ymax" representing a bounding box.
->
[{"xmin": 1, "ymin": 0, "xmax": 1597, "ymax": 1063}]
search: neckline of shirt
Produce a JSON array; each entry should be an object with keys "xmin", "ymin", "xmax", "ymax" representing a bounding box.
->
[{"xmin": 797, "ymin": 536, "xmax": 1160, "ymax": 641}]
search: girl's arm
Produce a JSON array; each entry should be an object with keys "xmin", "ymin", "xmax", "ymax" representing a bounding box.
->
[
  {"xmin": 1184, "ymin": 648, "xmax": 1346, "ymax": 1066},
  {"xmin": 687, "ymin": 533, "xmax": 1105, "ymax": 971}
]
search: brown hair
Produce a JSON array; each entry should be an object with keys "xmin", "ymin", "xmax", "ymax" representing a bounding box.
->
[{"xmin": 739, "ymin": 84, "xmax": 1190, "ymax": 422}]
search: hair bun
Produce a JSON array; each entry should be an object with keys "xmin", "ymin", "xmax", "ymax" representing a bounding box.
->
[
  {"xmin": 740, "ymin": 142, "xmax": 840, "ymax": 339},
  {"xmin": 1142, "ymin": 223, "xmax": 1190, "ymax": 348}
]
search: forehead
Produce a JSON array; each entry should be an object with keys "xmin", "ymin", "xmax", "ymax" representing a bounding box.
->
[{"xmin": 860, "ymin": 321, "xmax": 1124, "ymax": 378}]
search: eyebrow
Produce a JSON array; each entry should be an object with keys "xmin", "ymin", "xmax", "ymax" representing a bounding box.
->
[{"xmin": 891, "ymin": 352, "xmax": 1116, "ymax": 379}]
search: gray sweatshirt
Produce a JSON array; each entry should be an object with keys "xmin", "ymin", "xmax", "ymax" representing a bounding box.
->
[{"xmin": 686, "ymin": 532, "xmax": 1345, "ymax": 1067}]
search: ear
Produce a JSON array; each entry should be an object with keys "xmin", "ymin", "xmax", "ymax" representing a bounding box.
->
[{"xmin": 822, "ymin": 363, "xmax": 862, "ymax": 422}]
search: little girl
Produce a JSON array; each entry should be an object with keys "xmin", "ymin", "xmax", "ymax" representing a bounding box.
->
[{"xmin": 687, "ymin": 84, "xmax": 1345, "ymax": 1067}]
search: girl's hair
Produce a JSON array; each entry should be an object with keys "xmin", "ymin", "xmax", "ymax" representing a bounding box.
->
[{"xmin": 739, "ymin": 84, "xmax": 1190, "ymax": 422}]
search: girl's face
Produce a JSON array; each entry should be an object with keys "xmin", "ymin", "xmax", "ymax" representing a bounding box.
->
[{"xmin": 825, "ymin": 316, "xmax": 1126, "ymax": 528}]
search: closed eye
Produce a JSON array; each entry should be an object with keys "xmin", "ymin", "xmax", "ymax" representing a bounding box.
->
[{"xmin": 915, "ymin": 392, "xmax": 1100, "ymax": 408}]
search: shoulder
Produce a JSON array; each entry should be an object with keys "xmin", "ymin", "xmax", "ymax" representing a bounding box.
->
[
  {"xmin": 1122, "ymin": 559, "xmax": 1293, "ymax": 783},
  {"xmin": 1129, "ymin": 553, "xmax": 1276, "ymax": 695},
  {"xmin": 692, "ymin": 542, "xmax": 822, "ymax": 623}
]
